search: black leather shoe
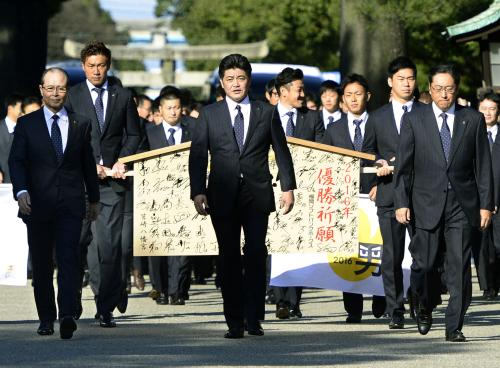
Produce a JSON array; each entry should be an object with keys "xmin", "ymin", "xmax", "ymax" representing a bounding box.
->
[
  {"xmin": 416, "ymin": 311, "xmax": 432, "ymax": 335},
  {"xmin": 169, "ymin": 295, "xmax": 185, "ymax": 305},
  {"xmin": 224, "ymin": 327, "xmax": 244, "ymax": 339},
  {"xmin": 247, "ymin": 322, "xmax": 264, "ymax": 336},
  {"xmin": 99, "ymin": 313, "xmax": 116, "ymax": 328},
  {"xmin": 37, "ymin": 321, "xmax": 54, "ymax": 336},
  {"xmin": 156, "ymin": 293, "xmax": 169, "ymax": 305},
  {"xmin": 446, "ymin": 330, "xmax": 466, "ymax": 342},
  {"xmin": 289, "ymin": 306, "xmax": 303, "ymax": 319},
  {"xmin": 389, "ymin": 313, "xmax": 404, "ymax": 329},
  {"xmin": 276, "ymin": 304, "xmax": 290, "ymax": 319},
  {"xmin": 117, "ymin": 290, "xmax": 128, "ymax": 314},
  {"xmin": 346, "ymin": 314, "xmax": 362, "ymax": 323},
  {"xmin": 265, "ymin": 290, "xmax": 276, "ymax": 305},
  {"xmin": 59, "ymin": 316, "xmax": 77, "ymax": 339}
]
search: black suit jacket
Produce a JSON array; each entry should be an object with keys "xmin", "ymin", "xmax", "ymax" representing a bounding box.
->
[
  {"xmin": 394, "ymin": 103, "xmax": 493, "ymax": 229},
  {"xmin": 490, "ymin": 127, "xmax": 500, "ymax": 207},
  {"xmin": 363, "ymin": 101, "xmax": 423, "ymax": 207},
  {"xmin": 189, "ymin": 99, "xmax": 296, "ymax": 217},
  {"xmin": 273, "ymin": 106, "xmax": 324, "ymax": 142},
  {"xmin": 145, "ymin": 116, "xmax": 194, "ymax": 150},
  {"xmin": 65, "ymin": 78, "xmax": 141, "ymax": 191},
  {"xmin": 8, "ymin": 109, "xmax": 99, "ymax": 220},
  {"xmin": 322, "ymin": 115, "xmax": 376, "ymax": 194},
  {"xmin": 0, "ymin": 119, "xmax": 14, "ymax": 183}
]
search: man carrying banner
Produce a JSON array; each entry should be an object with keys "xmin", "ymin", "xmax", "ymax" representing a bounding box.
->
[
  {"xmin": 394, "ymin": 64, "xmax": 493, "ymax": 342},
  {"xmin": 189, "ymin": 54, "xmax": 296, "ymax": 338}
]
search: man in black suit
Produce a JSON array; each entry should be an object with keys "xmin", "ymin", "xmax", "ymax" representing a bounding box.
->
[
  {"xmin": 65, "ymin": 41, "xmax": 141, "ymax": 327},
  {"xmin": 475, "ymin": 92, "xmax": 500, "ymax": 300},
  {"xmin": 0, "ymin": 93, "xmax": 24, "ymax": 183},
  {"xmin": 322, "ymin": 73, "xmax": 386, "ymax": 323},
  {"xmin": 8, "ymin": 68, "xmax": 99, "ymax": 339},
  {"xmin": 145, "ymin": 86, "xmax": 194, "ymax": 306},
  {"xmin": 363, "ymin": 56, "xmax": 421, "ymax": 329},
  {"xmin": 189, "ymin": 54, "xmax": 296, "ymax": 338},
  {"xmin": 394, "ymin": 65, "xmax": 493, "ymax": 342},
  {"xmin": 272, "ymin": 67, "xmax": 324, "ymax": 320},
  {"xmin": 319, "ymin": 80, "xmax": 343, "ymax": 129}
]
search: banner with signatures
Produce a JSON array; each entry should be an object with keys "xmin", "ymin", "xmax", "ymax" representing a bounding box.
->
[{"xmin": 128, "ymin": 138, "xmax": 368, "ymax": 256}]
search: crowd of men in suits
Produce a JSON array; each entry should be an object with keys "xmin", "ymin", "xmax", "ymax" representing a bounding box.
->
[{"xmin": 1, "ymin": 40, "xmax": 500, "ymax": 343}]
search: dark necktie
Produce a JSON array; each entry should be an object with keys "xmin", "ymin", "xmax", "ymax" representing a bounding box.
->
[
  {"xmin": 353, "ymin": 119, "xmax": 363, "ymax": 151},
  {"xmin": 233, "ymin": 105, "xmax": 244, "ymax": 152},
  {"xmin": 93, "ymin": 87, "xmax": 105, "ymax": 132},
  {"xmin": 439, "ymin": 112, "xmax": 451, "ymax": 162},
  {"xmin": 327, "ymin": 115, "xmax": 334, "ymax": 128},
  {"xmin": 167, "ymin": 127, "xmax": 176, "ymax": 146},
  {"xmin": 51, "ymin": 114, "xmax": 63, "ymax": 163},
  {"xmin": 402, "ymin": 105, "xmax": 408, "ymax": 114},
  {"xmin": 488, "ymin": 131, "xmax": 494, "ymax": 152},
  {"xmin": 285, "ymin": 111, "xmax": 295, "ymax": 137}
]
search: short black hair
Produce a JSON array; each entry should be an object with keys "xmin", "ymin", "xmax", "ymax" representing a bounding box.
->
[
  {"xmin": 215, "ymin": 85, "xmax": 226, "ymax": 99},
  {"xmin": 159, "ymin": 86, "xmax": 182, "ymax": 105},
  {"xmin": 136, "ymin": 94, "xmax": 152, "ymax": 107},
  {"xmin": 341, "ymin": 73, "xmax": 370, "ymax": 94},
  {"xmin": 479, "ymin": 91, "xmax": 500, "ymax": 106},
  {"xmin": 21, "ymin": 96, "xmax": 42, "ymax": 113},
  {"xmin": 319, "ymin": 80, "xmax": 340, "ymax": 96},
  {"xmin": 275, "ymin": 68, "xmax": 304, "ymax": 96},
  {"xmin": 428, "ymin": 64, "xmax": 460, "ymax": 86},
  {"xmin": 4, "ymin": 93, "xmax": 24, "ymax": 111},
  {"xmin": 152, "ymin": 97, "xmax": 161, "ymax": 113},
  {"xmin": 218, "ymin": 54, "xmax": 252, "ymax": 79},
  {"xmin": 265, "ymin": 78, "xmax": 277, "ymax": 94},
  {"xmin": 80, "ymin": 40, "xmax": 112, "ymax": 64},
  {"xmin": 387, "ymin": 56, "xmax": 417, "ymax": 78}
]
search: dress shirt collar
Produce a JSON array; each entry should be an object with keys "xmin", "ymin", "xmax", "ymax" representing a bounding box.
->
[
  {"xmin": 487, "ymin": 123, "xmax": 498, "ymax": 136},
  {"xmin": 162, "ymin": 121, "xmax": 182, "ymax": 132},
  {"xmin": 86, "ymin": 79, "xmax": 109, "ymax": 94},
  {"xmin": 347, "ymin": 111, "xmax": 368, "ymax": 125},
  {"xmin": 432, "ymin": 101, "xmax": 455, "ymax": 120},
  {"xmin": 392, "ymin": 98, "xmax": 414, "ymax": 112},
  {"xmin": 277, "ymin": 102, "xmax": 297, "ymax": 119},
  {"xmin": 4, "ymin": 116, "xmax": 16, "ymax": 133},
  {"xmin": 43, "ymin": 106, "xmax": 68, "ymax": 122},
  {"xmin": 225, "ymin": 95, "xmax": 250, "ymax": 112}
]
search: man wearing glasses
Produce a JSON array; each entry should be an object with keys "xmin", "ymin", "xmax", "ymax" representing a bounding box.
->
[{"xmin": 394, "ymin": 65, "xmax": 494, "ymax": 342}]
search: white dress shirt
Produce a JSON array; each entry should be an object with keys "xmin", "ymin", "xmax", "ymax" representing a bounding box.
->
[
  {"xmin": 347, "ymin": 111, "xmax": 368, "ymax": 143},
  {"xmin": 487, "ymin": 123, "xmax": 498, "ymax": 143},
  {"xmin": 4, "ymin": 116, "xmax": 16, "ymax": 134},
  {"xmin": 277, "ymin": 103, "xmax": 297, "ymax": 134},
  {"xmin": 391, "ymin": 99, "xmax": 414, "ymax": 134},
  {"xmin": 322, "ymin": 109, "xmax": 342, "ymax": 129},
  {"xmin": 43, "ymin": 106, "xmax": 69, "ymax": 152},
  {"xmin": 226, "ymin": 95, "xmax": 251, "ymax": 144},
  {"xmin": 86, "ymin": 79, "xmax": 109, "ymax": 120},
  {"xmin": 432, "ymin": 102, "xmax": 455, "ymax": 137},
  {"xmin": 162, "ymin": 121, "xmax": 182, "ymax": 145}
]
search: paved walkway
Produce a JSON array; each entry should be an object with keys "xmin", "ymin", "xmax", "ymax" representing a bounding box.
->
[{"xmin": 1, "ymin": 276, "xmax": 499, "ymax": 367}]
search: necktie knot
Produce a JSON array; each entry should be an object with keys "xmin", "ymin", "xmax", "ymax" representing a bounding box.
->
[
  {"xmin": 93, "ymin": 87, "xmax": 104, "ymax": 96},
  {"xmin": 286, "ymin": 111, "xmax": 294, "ymax": 118},
  {"xmin": 52, "ymin": 114, "xmax": 59, "ymax": 123},
  {"xmin": 440, "ymin": 112, "xmax": 448, "ymax": 123},
  {"xmin": 236, "ymin": 105, "xmax": 241, "ymax": 113},
  {"xmin": 353, "ymin": 119, "xmax": 362, "ymax": 128},
  {"xmin": 168, "ymin": 128, "xmax": 175, "ymax": 135},
  {"xmin": 402, "ymin": 105, "xmax": 408, "ymax": 113},
  {"xmin": 328, "ymin": 116, "xmax": 334, "ymax": 125}
]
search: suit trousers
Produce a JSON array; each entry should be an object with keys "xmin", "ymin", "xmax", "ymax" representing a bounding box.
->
[
  {"xmin": 273, "ymin": 286, "xmax": 302, "ymax": 308},
  {"xmin": 121, "ymin": 186, "xmax": 133, "ymax": 284},
  {"xmin": 149, "ymin": 256, "xmax": 191, "ymax": 296},
  {"xmin": 26, "ymin": 214, "xmax": 82, "ymax": 322},
  {"xmin": 378, "ymin": 206, "xmax": 409, "ymax": 316},
  {"xmin": 410, "ymin": 189, "xmax": 474, "ymax": 333},
  {"xmin": 210, "ymin": 181, "xmax": 268, "ymax": 329},
  {"xmin": 343, "ymin": 292, "xmax": 386, "ymax": 317},
  {"xmin": 87, "ymin": 184, "xmax": 125, "ymax": 315},
  {"xmin": 474, "ymin": 214, "xmax": 500, "ymax": 291}
]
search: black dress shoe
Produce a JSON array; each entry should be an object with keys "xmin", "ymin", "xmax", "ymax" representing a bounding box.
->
[
  {"xmin": 169, "ymin": 295, "xmax": 186, "ymax": 305},
  {"xmin": 247, "ymin": 322, "xmax": 264, "ymax": 336},
  {"xmin": 59, "ymin": 316, "xmax": 77, "ymax": 339},
  {"xmin": 156, "ymin": 293, "xmax": 169, "ymax": 305},
  {"xmin": 416, "ymin": 311, "xmax": 432, "ymax": 335},
  {"xmin": 276, "ymin": 304, "xmax": 290, "ymax": 319},
  {"xmin": 389, "ymin": 313, "xmax": 404, "ymax": 329},
  {"xmin": 37, "ymin": 321, "xmax": 54, "ymax": 336},
  {"xmin": 265, "ymin": 290, "xmax": 276, "ymax": 305},
  {"xmin": 346, "ymin": 314, "xmax": 362, "ymax": 323},
  {"xmin": 224, "ymin": 327, "xmax": 244, "ymax": 339},
  {"xmin": 117, "ymin": 290, "xmax": 128, "ymax": 314},
  {"xmin": 99, "ymin": 313, "xmax": 116, "ymax": 328},
  {"xmin": 446, "ymin": 330, "xmax": 466, "ymax": 342},
  {"xmin": 289, "ymin": 306, "xmax": 302, "ymax": 319}
]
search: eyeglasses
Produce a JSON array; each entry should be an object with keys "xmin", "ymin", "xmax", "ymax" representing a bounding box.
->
[
  {"xmin": 430, "ymin": 85, "xmax": 456, "ymax": 94},
  {"xmin": 42, "ymin": 86, "xmax": 67, "ymax": 93}
]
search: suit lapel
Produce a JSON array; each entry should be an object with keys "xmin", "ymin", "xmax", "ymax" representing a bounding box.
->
[
  {"xmin": 220, "ymin": 102, "xmax": 239, "ymax": 151},
  {"xmin": 241, "ymin": 101, "xmax": 261, "ymax": 155},
  {"xmin": 447, "ymin": 107, "xmax": 468, "ymax": 167},
  {"xmin": 423, "ymin": 105, "xmax": 447, "ymax": 165},
  {"xmin": 386, "ymin": 104, "xmax": 400, "ymax": 138},
  {"xmin": 180, "ymin": 118, "xmax": 191, "ymax": 143},
  {"xmin": 294, "ymin": 109, "xmax": 305, "ymax": 138},
  {"xmin": 34, "ymin": 110, "xmax": 59, "ymax": 165},
  {"xmin": 341, "ymin": 118, "xmax": 355, "ymax": 149},
  {"xmin": 79, "ymin": 84, "xmax": 101, "ymax": 137},
  {"xmin": 102, "ymin": 82, "xmax": 117, "ymax": 137},
  {"xmin": 63, "ymin": 114, "xmax": 79, "ymax": 165}
]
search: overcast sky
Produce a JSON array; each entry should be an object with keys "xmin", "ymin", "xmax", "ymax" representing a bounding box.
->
[{"xmin": 99, "ymin": 0, "xmax": 157, "ymax": 20}]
